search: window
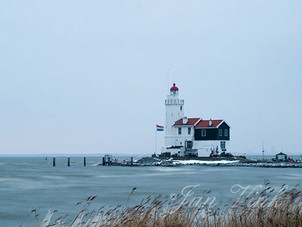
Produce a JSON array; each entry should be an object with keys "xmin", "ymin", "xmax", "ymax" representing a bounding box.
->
[
  {"xmin": 180, "ymin": 106, "xmax": 183, "ymax": 111},
  {"xmin": 224, "ymin": 129, "xmax": 228, "ymax": 137},
  {"xmin": 220, "ymin": 141, "xmax": 226, "ymax": 150},
  {"xmin": 202, "ymin": 129, "xmax": 206, "ymax": 137},
  {"xmin": 219, "ymin": 129, "xmax": 222, "ymax": 137},
  {"xmin": 188, "ymin": 127, "xmax": 191, "ymax": 135},
  {"xmin": 178, "ymin": 128, "xmax": 182, "ymax": 135}
]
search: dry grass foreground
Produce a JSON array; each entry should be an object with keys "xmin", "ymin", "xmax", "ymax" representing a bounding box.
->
[{"xmin": 24, "ymin": 185, "xmax": 302, "ymax": 227}]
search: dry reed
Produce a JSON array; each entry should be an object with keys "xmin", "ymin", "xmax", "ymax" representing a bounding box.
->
[{"xmin": 23, "ymin": 185, "xmax": 302, "ymax": 227}]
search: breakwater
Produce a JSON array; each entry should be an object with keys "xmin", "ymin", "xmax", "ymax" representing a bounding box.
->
[{"xmin": 113, "ymin": 157, "xmax": 302, "ymax": 168}]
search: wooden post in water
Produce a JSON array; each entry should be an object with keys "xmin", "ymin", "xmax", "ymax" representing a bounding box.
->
[
  {"xmin": 131, "ymin": 157, "xmax": 133, "ymax": 166},
  {"xmin": 102, "ymin": 157, "xmax": 105, "ymax": 166},
  {"xmin": 53, "ymin": 157, "xmax": 56, "ymax": 167},
  {"xmin": 84, "ymin": 157, "xmax": 86, "ymax": 167},
  {"xmin": 68, "ymin": 157, "xmax": 70, "ymax": 167}
]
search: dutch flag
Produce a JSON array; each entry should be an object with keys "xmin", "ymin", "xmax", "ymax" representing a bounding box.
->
[{"xmin": 156, "ymin": 125, "xmax": 164, "ymax": 132}]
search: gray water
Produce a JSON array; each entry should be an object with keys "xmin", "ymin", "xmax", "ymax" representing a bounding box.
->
[{"xmin": 0, "ymin": 156, "xmax": 301, "ymax": 226}]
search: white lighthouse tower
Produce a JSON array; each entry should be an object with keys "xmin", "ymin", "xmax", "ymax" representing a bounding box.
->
[{"xmin": 165, "ymin": 83, "xmax": 184, "ymax": 147}]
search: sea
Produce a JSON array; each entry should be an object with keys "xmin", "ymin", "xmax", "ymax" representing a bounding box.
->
[{"xmin": 0, "ymin": 155, "xmax": 302, "ymax": 226}]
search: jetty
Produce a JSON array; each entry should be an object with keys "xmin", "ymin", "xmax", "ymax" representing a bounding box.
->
[{"xmin": 48, "ymin": 154, "xmax": 302, "ymax": 168}]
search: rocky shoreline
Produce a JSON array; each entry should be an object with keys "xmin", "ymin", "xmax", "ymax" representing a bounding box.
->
[{"xmin": 130, "ymin": 156, "xmax": 302, "ymax": 168}]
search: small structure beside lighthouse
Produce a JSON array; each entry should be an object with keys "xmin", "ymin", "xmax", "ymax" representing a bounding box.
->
[{"xmin": 163, "ymin": 83, "xmax": 230, "ymax": 157}]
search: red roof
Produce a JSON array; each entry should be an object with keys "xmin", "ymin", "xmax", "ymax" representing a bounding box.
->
[
  {"xmin": 195, "ymin": 120, "xmax": 223, "ymax": 128},
  {"xmin": 174, "ymin": 118, "xmax": 200, "ymax": 126},
  {"xmin": 170, "ymin": 83, "xmax": 179, "ymax": 91}
]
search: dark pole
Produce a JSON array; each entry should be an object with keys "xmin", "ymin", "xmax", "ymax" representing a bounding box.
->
[
  {"xmin": 108, "ymin": 157, "xmax": 111, "ymax": 166},
  {"xmin": 53, "ymin": 157, "xmax": 56, "ymax": 167},
  {"xmin": 68, "ymin": 157, "xmax": 70, "ymax": 167},
  {"xmin": 84, "ymin": 157, "xmax": 86, "ymax": 167},
  {"xmin": 131, "ymin": 157, "xmax": 133, "ymax": 166},
  {"xmin": 102, "ymin": 157, "xmax": 105, "ymax": 166},
  {"xmin": 262, "ymin": 141, "xmax": 265, "ymax": 161}
]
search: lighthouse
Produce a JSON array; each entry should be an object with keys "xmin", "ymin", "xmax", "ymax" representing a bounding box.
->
[
  {"xmin": 162, "ymin": 83, "xmax": 231, "ymax": 157},
  {"xmin": 164, "ymin": 83, "xmax": 184, "ymax": 147}
]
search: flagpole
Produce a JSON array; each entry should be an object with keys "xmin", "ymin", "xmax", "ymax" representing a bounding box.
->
[{"xmin": 155, "ymin": 126, "xmax": 157, "ymax": 154}]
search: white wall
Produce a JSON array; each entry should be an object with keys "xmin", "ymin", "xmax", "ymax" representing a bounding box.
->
[{"xmin": 194, "ymin": 140, "xmax": 231, "ymax": 157}]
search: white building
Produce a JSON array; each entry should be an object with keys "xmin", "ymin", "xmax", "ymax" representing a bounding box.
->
[{"xmin": 163, "ymin": 83, "xmax": 231, "ymax": 157}]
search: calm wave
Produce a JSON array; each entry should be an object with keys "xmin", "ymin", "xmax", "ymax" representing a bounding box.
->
[{"xmin": 0, "ymin": 156, "xmax": 301, "ymax": 226}]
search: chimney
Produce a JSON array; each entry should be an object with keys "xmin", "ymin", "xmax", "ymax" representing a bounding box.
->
[
  {"xmin": 209, "ymin": 119, "xmax": 212, "ymax": 127},
  {"xmin": 183, "ymin": 116, "xmax": 188, "ymax": 124}
]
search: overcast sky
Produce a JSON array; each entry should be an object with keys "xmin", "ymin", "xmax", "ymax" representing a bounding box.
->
[{"xmin": 0, "ymin": 0, "xmax": 301, "ymax": 156}]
